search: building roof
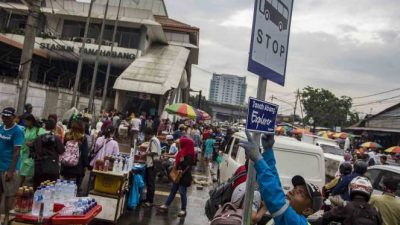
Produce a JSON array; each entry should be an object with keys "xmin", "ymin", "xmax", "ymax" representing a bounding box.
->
[
  {"xmin": 154, "ymin": 16, "xmax": 199, "ymax": 33},
  {"xmin": 364, "ymin": 103, "xmax": 400, "ymax": 121},
  {"xmin": 113, "ymin": 44, "xmax": 190, "ymax": 95}
]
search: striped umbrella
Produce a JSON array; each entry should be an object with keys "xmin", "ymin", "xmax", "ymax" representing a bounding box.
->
[
  {"xmin": 166, "ymin": 103, "xmax": 198, "ymax": 120},
  {"xmin": 196, "ymin": 109, "xmax": 211, "ymax": 120},
  {"xmin": 360, "ymin": 142, "xmax": 382, "ymax": 149},
  {"xmin": 384, "ymin": 146, "xmax": 400, "ymax": 153},
  {"xmin": 333, "ymin": 132, "xmax": 349, "ymax": 139}
]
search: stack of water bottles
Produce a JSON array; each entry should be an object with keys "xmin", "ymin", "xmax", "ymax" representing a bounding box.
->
[
  {"xmin": 57, "ymin": 198, "xmax": 98, "ymax": 216},
  {"xmin": 32, "ymin": 180, "xmax": 78, "ymax": 217}
]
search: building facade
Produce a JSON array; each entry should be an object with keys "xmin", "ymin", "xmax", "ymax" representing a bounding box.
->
[
  {"xmin": 209, "ymin": 73, "xmax": 246, "ymax": 106},
  {"xmin": 0, "ymin": 0, "xmax": 199, "ymax": 118}
]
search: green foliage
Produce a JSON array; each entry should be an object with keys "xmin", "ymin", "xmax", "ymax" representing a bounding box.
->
[
  {"xmin": 189, "ymin": 94, "xmax": 213, "ymax": 115},
  {"xmin": 301, "ymin": 86, "xmax": 359, "ymax": 128}
]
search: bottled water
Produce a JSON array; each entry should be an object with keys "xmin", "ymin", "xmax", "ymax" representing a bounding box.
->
[
  {"xmin": 118, "ymin": 159, "xmax": 123, "ymax": 173},
  {"xmin": 32, "ymin": 188, "xmax": 43, "ymax": 216},
  {"xmin": 54, "ymin": 180, "xmax": 62, "ymax": 202},
  {"xmin": 113, "ymin": 160, "xmax": 118, "ymax": 172},
  {"xmin": 71, "ymin": 181, "xmax": 77, "ymax": 197},
  {"xmin": 43, "ymin": 187, "xmax": 53, "ymax": 216}
]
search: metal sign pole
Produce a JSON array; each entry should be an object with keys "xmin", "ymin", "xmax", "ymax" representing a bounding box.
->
[{"xmin": 242, "ymin": 77, "xmax": 267, "ymax": 225}]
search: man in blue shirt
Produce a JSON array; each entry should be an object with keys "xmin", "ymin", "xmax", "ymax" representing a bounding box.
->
[
  {"xmin": 0, "ymin": 107, "xmax": 24, "ymax": 224},
  {"xmin": 239, "ymin": 131, "xmax": 322, "ymax": 225}
]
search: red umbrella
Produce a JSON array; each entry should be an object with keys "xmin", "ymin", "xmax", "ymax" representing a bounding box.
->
[{"xmin": 196, "ymin": 109, "xmax": 211, "ymax": 120}]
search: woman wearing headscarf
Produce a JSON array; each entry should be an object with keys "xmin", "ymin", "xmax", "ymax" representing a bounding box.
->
[
  {"xmin": 158, "ymin": 136, "xmax": 195, "ymax": 217},
  {"xmin": 20, "ymin": 114, "xmax": 46, "ymax": 186}
]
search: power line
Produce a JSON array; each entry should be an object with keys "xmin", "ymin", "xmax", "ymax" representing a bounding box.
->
[
  {"xmin": 353, "ymin": 88, "xmax": 400, "ymax": 99},
  {"xmin": 353, "ymin": 94, "xmax": 400, "ymax": 107}
]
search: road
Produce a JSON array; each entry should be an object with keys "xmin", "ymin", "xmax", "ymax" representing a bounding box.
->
[{"xmin": 90, "ymin": 159, "xmax": 212, "ymax": 225}]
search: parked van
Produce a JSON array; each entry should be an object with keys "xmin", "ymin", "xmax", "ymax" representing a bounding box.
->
[{"xmin": 219, "ymin": 132, "xmax": 326, "ymax": 191}]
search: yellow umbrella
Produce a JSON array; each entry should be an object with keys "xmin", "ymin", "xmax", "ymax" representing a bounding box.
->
[{"xmin": 385, "ymin": 146, "xmax": 400, "ymax": 153}]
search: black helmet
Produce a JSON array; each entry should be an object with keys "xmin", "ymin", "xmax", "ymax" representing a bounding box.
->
[
  {"xmin": 353, "ymin": 160, "xmax": 368, "ymax": 175},
  {"xmin": 339, "ymin": 162, "xmax": 353, "ymax": 176}
]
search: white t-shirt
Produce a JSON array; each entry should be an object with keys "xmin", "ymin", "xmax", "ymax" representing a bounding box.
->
[
  {"xmin": 231, "ymin": 182, "xmax": 261, "ymax": 212},
  {"xmin": 131, "ymin": 118, "xmax": 141, "ymax": 131},
  {"xmin": 146, "ymin": 136, "xmax": 161, "ymax": 167}
]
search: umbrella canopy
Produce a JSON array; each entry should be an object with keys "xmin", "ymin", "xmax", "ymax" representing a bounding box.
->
[
  {"xmin": 196, "ymin": 109, "xmax": 211, "ymax": 120},
  {"xmin": 166, "ymin": 103, "xmax": 198, "ymax": 120},
  {"xmin": 385, "ymin": 146, "xmax": 400, "ymax": 153},
  {"xmin": 360, "ymin": 142, "xmax": 382, "ymax": 149},
  {"xmin": 333, "ymin": 132, "xmax": 349, "ymax": 139},
  {"xmin": 291, "ymin": 128, "xmax": 312, "ymax": 135}
]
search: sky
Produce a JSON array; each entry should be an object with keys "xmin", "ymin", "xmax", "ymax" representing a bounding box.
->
[{"xmin": 164, "ymin": 0, "xmax": 400, "ymax": 116}]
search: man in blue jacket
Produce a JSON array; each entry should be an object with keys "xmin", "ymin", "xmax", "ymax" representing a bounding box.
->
[{"xmin": 239, "ymin": 131, "xmax": 323, "ymax": 225}]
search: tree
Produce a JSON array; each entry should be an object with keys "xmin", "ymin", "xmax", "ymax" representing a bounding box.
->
[
  {"xmin": 301, "ymin": 86, "xmax": 359, "ymax": 129},
  {"xmin": 189, "ymin": 94, "xmax": 213, "ymax": 115}
]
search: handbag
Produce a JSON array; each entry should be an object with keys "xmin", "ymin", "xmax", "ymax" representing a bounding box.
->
[
  {"xmin": 169, "ymin": 166, "xmax": 183, "ymax": 184},
  {"xmin": 38, "ymin": 155, "xmax": 60, "ymax": 175}
]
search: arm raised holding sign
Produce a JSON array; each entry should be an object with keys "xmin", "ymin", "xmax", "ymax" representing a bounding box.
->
[{"xmin": 239, "ymin": 131, "xmax": 323, "ymax": 225}]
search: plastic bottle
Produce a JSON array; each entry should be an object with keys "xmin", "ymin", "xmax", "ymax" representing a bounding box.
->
[
  {"xmin": 118, "ymin": 159, "xmax": 123, "ymax": 173},
  {"xmin": 112, "ymin": 159, "xmax": 118, "ymax": 172},
  {"xmin": 71, "ymin": 181, "xmax": 77, "ymax": 197},
  {"xmin": 28, "ymin": 187, "xmax": 34, "ymax": 212},
  {"xmin": 15, "ymin": 187, "xmax": 24, "ymax": 212},
  {"xmin": 32, "ymin": 187, "xmax": 44, "ymax": 216},
  {"xmin": 104, "ymin": 159, "xmax": 110, "ymax": 171},
  {"xmin": 43, "ymin": 187, "xmax": 53, "ymax": 216},
  {"xmin": 54, "ymin": 180, "xmax": 62, "ymax": 202}
]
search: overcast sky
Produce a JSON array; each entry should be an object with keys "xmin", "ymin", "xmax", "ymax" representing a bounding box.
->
[{"xmin": 165, "ymin": 0, "xmax": 400, "ymax": 116}]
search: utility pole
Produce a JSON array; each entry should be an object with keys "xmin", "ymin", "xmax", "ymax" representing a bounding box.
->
[
  {"xmin": 197, "ymin": 90, "xmax": 202, "ymax": 108},
  {"xmin": 70, "ymin": 0, "xmax": 95, "ymax": 108},
  {"xmin": 88, "ymin": 0, "xmax": 110, "ymax": 113},
  {"xmin": 16, "ymin": 0, "xmax": 42, "ymax": 114},
  {"xmin": 101, "ymin": 0, "xmax": 122, "ymax": 110},
  {"xmin": 293, "ymin": 89, "xmax": 299, "ymax": 123}
]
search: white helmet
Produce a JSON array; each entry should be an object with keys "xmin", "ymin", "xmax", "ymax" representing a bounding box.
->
[{"xmin": 349, "ymin": 176, "xmax": 373, "ymax": 201}]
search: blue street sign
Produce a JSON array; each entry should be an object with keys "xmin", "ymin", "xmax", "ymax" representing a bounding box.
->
[
  {"xmin": 246, "ymin": 97, "xmax": 279, "ymax": 133},
  {"xmin": 248, "ymin": 0, "xmax": 294, "ymax": 86}
]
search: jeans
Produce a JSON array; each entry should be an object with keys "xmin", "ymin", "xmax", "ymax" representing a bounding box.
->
[
  {"xmin": 165, "ymin": 183, "xmax": 188, "ymax": 210},
  {"xmin": 145, "ymin": 166, "xmax": 156, "ymax": 203}
]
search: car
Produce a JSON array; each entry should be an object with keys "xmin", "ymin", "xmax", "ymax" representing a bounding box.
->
[
  {"xmin": 319, "ymin": 144, "xmax": 345, "ymax": 179},
  {"xmin": 219, "ymin": 131, "xmax": 326, "ymax": 191},
  {"xmin": 364, "ymin": 165, "xmax": 400, "ymax": 198}
]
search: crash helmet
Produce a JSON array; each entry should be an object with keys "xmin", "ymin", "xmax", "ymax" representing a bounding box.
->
[
  {"xmin": 339, "ymin": 162, "xmax": 353, "ymax": 176},
  {"xmin": 349, "ymin": 176, "xmax": 373, "ymax": 201},
  {"xmin": 353, "ymin": 160, "xmax": 368, "ymax": 175}
]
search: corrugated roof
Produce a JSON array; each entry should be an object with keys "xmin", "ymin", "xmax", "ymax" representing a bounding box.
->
[
  {"xmin": 154, "ymin": 16, "xmax": 199, "ymax": 33},
  {"xmin": 345, "ymin": 126, "xmax": 400, "ymax": 133},
  {"xmin": 113, "ymin": 44, "xmax": 190, "ymax": 95}
]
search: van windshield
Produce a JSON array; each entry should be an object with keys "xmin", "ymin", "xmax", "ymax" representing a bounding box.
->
[{"xmin": 320, "ymin": 144, "xmax": 344, "ymax": 156}]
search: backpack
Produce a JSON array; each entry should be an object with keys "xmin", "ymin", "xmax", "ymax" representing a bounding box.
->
[
  {"xmin": 205, "ymin": 170, "xmax": 247, "ymax": 220},
  {"xmin": 350, "ymin": 202, "xmax": 380, "ymax": 225},
  {"xmin": 210, "ymin": 202, "xmax": 243, "ymax": 225},
  {"xmin": 60, "ymin": 140, "xmax": 80, "ymax": 166}
]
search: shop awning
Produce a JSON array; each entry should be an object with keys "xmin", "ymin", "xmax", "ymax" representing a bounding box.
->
[
  {"xmin": 113, "ymin": 44, "xmax": 190, "ymax": 95},
  {"xmin": 0, "ymin": 34, "xmax": 48, "ymax": 58},
  {"xmin": 345, "ymin": 126, "xmax": 400, "ymax": 133}
]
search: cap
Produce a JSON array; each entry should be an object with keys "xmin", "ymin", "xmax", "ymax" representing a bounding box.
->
[
  {"xmin": 1, "ymin": 107, "xmax": 16, "ymax": 117},
  {"xmin": 166, "ymin": 135, "xmax": 174, "ymax": 140},
  {"xmin": 292, "ymin": 175, "xmax": 323, "ymax": 212}
]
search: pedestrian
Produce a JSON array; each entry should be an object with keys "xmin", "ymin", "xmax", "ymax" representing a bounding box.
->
[
  {"xmin": 324, "ymin": 162, "xmax": 353, "ymax": 211},
  {"xmin": 142, "ymin": 128, "xmax": 161, "ymax": 207},
  {"xmin": 239, "ymin": 131, "xmax": 323, "ymax": 225},
  {"xmin": 31, "ymin": 119, "xmax": 65, "ymax": 189},
  {"xmin": 19, "ymin": 114, "xmax": 46, "ymax": 186},
  {"xmin": 369, "ymin": 176, "xmax": 400, "ymax": 225},
  {"xmin": 190, "ymin": 125, "xmax": 202, "ymax": 148},
  {"xmin": 60, "ymin": 119, "xmax": 89, "ymax": 191},
  {"xmin": 204, "ymin": 134, "xmax": 216, "ymax": 170},
  {"xmin": 161, "ymin": 135, "xmax": 179, "ymax": 175},
  {"xmin": 330, "ymin": 160, "xmax": 368, "ymax": 204},
  {"xmin": 173, "ymin": 124, "xmax": 185, "ymax": 140},
  {"xmin": 368, "ymin": 151, "xmax": 378, "ymax": 166},
  {"xmin": 379, "ymin": 155, "xmax": 389, "ymax": 165},
  {"xmin": 130, "ymin": 113, "xmax": 141, "ymax": 146},
  {"xmin": 0, "ymin": 107, "xmax": 24, "ymax": 225},
  {"xmin": 146, "ymin": 116, "xmax": 154, "ymax": 130},
  {"xmin": 318, "ymin": 176, "xmax": 382, "ymax": 225},
  {"xmin": 89, "ymin": 125, "xmax": 119, "ymax": 168},
  {"xmin": 112, "ymin": 111, "xmax": 121, "ymax": 128},
  {"xmin": 18, "ymin": 103, "xmax": 33, "ymax": 126},
  {"xmin": 158, "ymin": 136, "xmax": 195, "ymax": 217},
  {"xmin": 48, "ymin": 114, "xmax": 65, "ymax": 144}
]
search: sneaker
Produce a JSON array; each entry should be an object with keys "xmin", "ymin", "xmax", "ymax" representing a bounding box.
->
[
  {"xmin": 158, "ymin": 204, "xmax": 168, "ymax": 212},
  {"xmin": 177, "ymin": 210, "xmax": 187, "ymax": 217},
  {"xmin": 143, "ymin": 202, "xmax": 153, "ymax": 207}
]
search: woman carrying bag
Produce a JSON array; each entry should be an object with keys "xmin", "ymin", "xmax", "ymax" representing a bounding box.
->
[
  {"xmin": 158, "ymin": 136, "xmax": 195, "ymax": 217},
  {"xmin": 20, "ymin": 114, "xmax": 46, "ymax": 186},
  {"xmin": 89, "ymin": 125, "xmax": 120, "ymax": 168}
]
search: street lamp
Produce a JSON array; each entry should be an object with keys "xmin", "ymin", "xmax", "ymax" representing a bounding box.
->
[{"xmin": 189, "ymin": 88, "xmax": 202, "ymax": 108}]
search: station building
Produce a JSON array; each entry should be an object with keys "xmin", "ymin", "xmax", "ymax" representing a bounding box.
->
[{"xmin": 0, "ymin": 0, "xmax": 199, "ymax": 118}]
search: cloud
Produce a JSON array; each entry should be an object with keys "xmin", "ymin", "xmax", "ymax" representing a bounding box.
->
[{"xmin": 165, "ymin": 0, "xmax": 400, "ymax": 114}]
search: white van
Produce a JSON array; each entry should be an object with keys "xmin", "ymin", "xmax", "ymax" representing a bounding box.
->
[{"xmin": 219, "ymin": 132, "xmax": 326, "ymax": 191}]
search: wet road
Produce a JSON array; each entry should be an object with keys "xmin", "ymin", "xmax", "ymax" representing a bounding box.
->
[{"xmin": 90, "ymin": 160, "xmax": 213, "ymax": 225}]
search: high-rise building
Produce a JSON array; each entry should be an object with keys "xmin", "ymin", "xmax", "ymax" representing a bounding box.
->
[{"xmin": 209, "ymin": 73, "xmax": 247, "ymax": 105}]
